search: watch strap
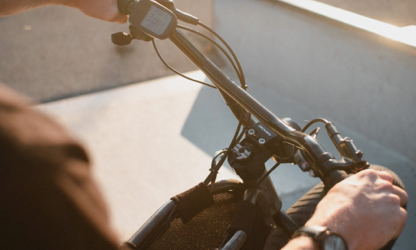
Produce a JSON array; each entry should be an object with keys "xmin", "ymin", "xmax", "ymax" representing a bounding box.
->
[
  {"xmin": 292, "ymin": 226, "xmax": 328, "ymax": 240},
  {"xmin": 292, "ymin": 226, "xmax": 348, "ymax": 250}
]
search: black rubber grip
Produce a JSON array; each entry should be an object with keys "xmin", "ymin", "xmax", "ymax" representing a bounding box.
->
[
  {"xmin": 171, "ymin": 182, "xmax": 214, "ymax": 224},
  {"xmin": 118, "ymin": 0, "xmax": 135, "ymax": 15}
]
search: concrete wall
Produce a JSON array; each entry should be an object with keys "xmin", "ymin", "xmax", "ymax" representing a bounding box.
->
[
  {"xmin": 0, "ymin": 0, "xmax": 214, "ymax": 103},
  {"xmin": 214, "ymin": 0, "xmax": 416, "ymax": 166},
  {"xmin": 213, "ymin": 1, "xmax": 416, "ymax": 248}
]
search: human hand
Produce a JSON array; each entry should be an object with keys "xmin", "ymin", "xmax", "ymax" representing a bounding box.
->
[
  {"xmin": 305, "ymin": 169, "xmax": 407, "ymax": 250},
  {"xmin": 62, "ymin": 0, "xmax": 127, "ymax": 23},
  {"xmin": 0, "ymin": 0, "xmax": 128, "ymax": 22}
]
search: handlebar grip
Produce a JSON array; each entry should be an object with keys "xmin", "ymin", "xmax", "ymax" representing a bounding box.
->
[
  {"xmin": 326, "ymin": 170, "xmax": 349, "ymax": 190},
  {"xmin": 118, "ymin": 0, "xmax": 134, "ymax": 15},
  {"xmin": 220, "ymin": 230, "xmax": 247, "ymax": 250}
]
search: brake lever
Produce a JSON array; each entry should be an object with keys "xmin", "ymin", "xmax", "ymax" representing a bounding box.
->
[{"xmin": 325, "ymin": 122, "xmax": 370, "ymax": 171}]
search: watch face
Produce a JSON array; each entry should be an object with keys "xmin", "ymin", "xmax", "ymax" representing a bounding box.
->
[{"xmin": 323, "ymin": 234, "xmax": 347, "ymax": 250}]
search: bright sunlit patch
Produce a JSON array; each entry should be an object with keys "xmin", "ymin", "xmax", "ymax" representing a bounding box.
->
[{"xmin": 278, "ymin": 0, "xmax": 416, "ymax": 47}]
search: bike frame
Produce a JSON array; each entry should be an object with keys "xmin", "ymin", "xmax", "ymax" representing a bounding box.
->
[
  {"xmin": 117, "ymin": 1, "xmax": 370, "ymax": 248},
  {"xmin": 127, "ymin": 28, "xmax": 346, "ymax": 249}
]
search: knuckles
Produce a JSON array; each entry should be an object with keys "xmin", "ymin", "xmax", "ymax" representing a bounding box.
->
[
  {"xmin": 359, "ymin": 169, "xmax": 379, "ymax": 180},
  {"xmin": 385, "ymin": 194, "xmax": 401, "ymax": 206}
]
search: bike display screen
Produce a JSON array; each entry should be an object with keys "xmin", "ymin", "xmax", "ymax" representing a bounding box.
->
[
  {"xmin": 141, "ymin": 6, "xmax": 172, "ymax": 36},
  {"xmin": 128, "ymin": 0, "xmax": 177, "ymax": 40}
]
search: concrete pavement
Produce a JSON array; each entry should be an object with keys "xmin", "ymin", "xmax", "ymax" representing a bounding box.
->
[
  {"xmin": 0, "ymin": 0, "xmax": 214, "ymax": 103},
  {"xmin": 3, "ymin": 0, "xmax": 414, "ymax": 247},
  {"xmin": 37, "ymin": 70, "xmax": 415, "ymax": 249},
  {"xmin": 213, "ymin": 1, "xmax": 416, "ymax": 248},
  {"xmin": 36, "ymin": 70, "xmax": 321, "ymax": 240}
]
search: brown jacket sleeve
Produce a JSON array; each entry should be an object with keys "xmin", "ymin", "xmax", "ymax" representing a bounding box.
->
[{"xmin": 0, "ymin": 84, "xmax": 120, "ymax": 249}]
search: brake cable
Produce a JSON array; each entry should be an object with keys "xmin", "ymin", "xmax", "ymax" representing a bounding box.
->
[
  {"xmin": 151, "ymin": 22, "xmax": 247, "ymax": 90},
  {"xmin": 177, "ymin": 25, "xmax": 244, "ymax": 87},
  {"xmin": 198, "ymin": 21, "xmax": 247, "ymax": 90},
  {"xmin": 152, "ymin": 39, "xmax": 216, "ymax": 88}
]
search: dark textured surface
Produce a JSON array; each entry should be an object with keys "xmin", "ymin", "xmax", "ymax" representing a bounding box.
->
[
  {"xmin": 149, "ymin": 192, "xmax": 240, "ymax": 250},
  {"xmin": 0, "ymin": 0, "xmax": 215, "ymax": 103},
  {"xmin": 171, "ymin": 182, "xmax": 214, "ymax": 224}
]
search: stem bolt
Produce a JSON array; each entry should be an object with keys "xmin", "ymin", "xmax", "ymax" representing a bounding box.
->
[
  {"xmin": 309, "ymin": 170, "xmax": 316, "ymax": 177},
  {"xmin": 248, "ymin": 129, "xmax": 255, "ymax": 135},
  {"xmin": 259, "ymin": 138, "xmax": 266, "ymax": 145}
]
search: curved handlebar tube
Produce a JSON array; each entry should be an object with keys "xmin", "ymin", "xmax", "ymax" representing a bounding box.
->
[
  {"xmin": 116, "ymin": 2, "xmax": 373, "ymax": 250},
  {"xmin": 127, "ymin": 180, "xmax": 248, "ymax": 249},
  {"xmin": 115, "ymin": 0, "xmax": 350, "ymax": 187},
  {"xmin": 118, "ymin": 0, "xmax": 135, "ymax": 15},
  {"xmin": 220, "ymin": 230, "xmax": 247, "ymax": 250},
  {"xmin": 128, "ymin": 200, "xmax": 177, "ymax": 247},
  {"xmin": 211, "ymin": 179, "xmax": 246, "ymax": 195},
  {"xmin": 168, "ymin": 29, "xmax": 347, "ymax": 187}
]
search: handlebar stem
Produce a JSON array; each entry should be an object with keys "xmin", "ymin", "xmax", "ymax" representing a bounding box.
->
[{"xmin": 168, "ymin": 29, "xmax": 347, "ymax": 187}]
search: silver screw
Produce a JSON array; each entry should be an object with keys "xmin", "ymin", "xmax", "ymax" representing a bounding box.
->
[
  {"xmin": 248, "ymin": 129, "xmax": 255, "ymax": 135},
  {"xmin": 309, "ymin": 170, "xmax": 316, "ymax": 177},
  {"xmin": 259, "ymin": 138, "xmax": 266, "ymax": 145}
]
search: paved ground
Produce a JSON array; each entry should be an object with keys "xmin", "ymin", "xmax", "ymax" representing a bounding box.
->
[
  {"xmin": 213, "ymin": 1, "xmax": 416, "ymax": 248},
  {"xmin": 38, "ymin": 70, "xmax": 415, "ymax": 248},
  {"xmin": 0, "ymin": 0, "xmax": 215, "ymax": 103},
  {"xmin": 3, "ymin": 0, "xmax": 415, "ymax": 248}
]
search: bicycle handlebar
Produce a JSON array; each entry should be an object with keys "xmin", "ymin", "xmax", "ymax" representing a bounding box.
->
[
  {"xmin": 168, "ymin": 29, "xmax": 348, "ymax": 187},
  {"xmin": 116, "ymin": 0, "xmax": 355, "ymax": 188},
  {"xmin": 114, "ymin": 1, "xmax": 375, "ymax": 249}
]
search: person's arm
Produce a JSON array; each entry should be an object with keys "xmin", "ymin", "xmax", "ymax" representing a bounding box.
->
[
  {"xmin": 282, "ymin": 169, "xmax": 408, "ymax": 250},
  {"xmin": 0, "ymin": 0, "xmax": 127, "ymax": 23},
  {"xmin": 0, "ymin": 83, "xmax": 120, "ymax": 249}
]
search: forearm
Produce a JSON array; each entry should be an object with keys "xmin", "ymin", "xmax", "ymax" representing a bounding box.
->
[
  {"xmin": 0, "ymin": 0, "xmax": 126, "ymax": 23},
  {"xmin": 282, "ymin": 236, "xmax": 318, "ymax": 250},
  {"xmin": 0, "ymin": 0, "xmax": 63, "ymax": 16},
  {"xmin": 0, "ymin": 84, "xmax": 119, "ymax": 249}
]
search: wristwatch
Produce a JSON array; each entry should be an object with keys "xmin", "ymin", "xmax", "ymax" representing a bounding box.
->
[{"xmin": 292, "ymin": 226, "xmax": 348, "ymax": 250}]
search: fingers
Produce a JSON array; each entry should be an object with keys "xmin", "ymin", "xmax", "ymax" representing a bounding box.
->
[
  {"xmin": 359, "ymin": 169, "xmax": 408, "ymax": 207},
  {"xmin": 376, "ymin": 170, "xmax": 394, "ymax": 183},
  {"xmin": 75, "ymin": 1, "xmax": 128, "ymax": 24},
  {"xmin": 109, "ymin": 4, "xmax": 128, "ymax": 23},
  {"xmin": 393, "ymin": 207, "xmax": 408, "ymax": 239},
  {"xmin": 117, "ymin": 15, "xmax": 128, "ymax": 24},
  {"xmin": 391, "ymin": 185, "xmax": 408, "ymax": 207},
  {"xmin": 376, "ymin": 171, "xmax": 408, "ymax": 207},
  {"xmin": 110, "ymin": 13, "xmax": 128, "ymax": 24}
]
